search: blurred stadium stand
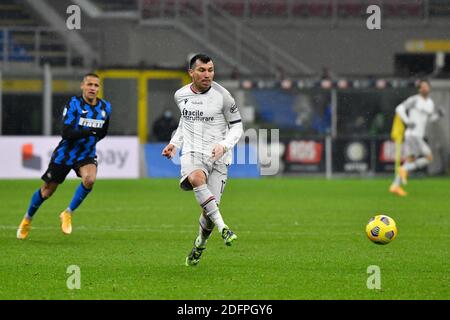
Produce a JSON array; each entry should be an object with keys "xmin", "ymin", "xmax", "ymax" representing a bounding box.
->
[
  {"xmin": 1, "ymin": 0, "xmax": 449, "ymax": 176},
  {"xmin": 0, "ymin": 0, "xmax": 37, "ymax": 27},
  {"xmin": 0, "ymin": 0, "xmax": 99, "ymax": 69},
  {"xmin": 137, "ymin": 0, "xmax": 450, "ymax": 19},
  {"xmin": 135, "ymin": 0, "xmax": 450, "ymax": 77},
  {"xmin": 1, "ymin": 0, "xmax": 449, "ymax": 76},
  {"xmin": 92, "ymin": 0, "xmax": 138, "ymax": 11}
]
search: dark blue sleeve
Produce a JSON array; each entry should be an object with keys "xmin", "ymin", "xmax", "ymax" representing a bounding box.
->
[
  {"xmin": 95, "ymin": 101, "xmax": 111, "ymax": 140},
  {"xmin": 61, "ymin": 98, "xmax": 92, "ymax": 140},
  {"xmin": 96, "ymin": 117, "xmax": 110, "ymax": 140},
  {"xmin": 62, "ymin": 125, "xmax": 93, "ymax": 140},
  {"xmin": 62, "ymin": 98, "xmax": 78, "ymax": 126}
]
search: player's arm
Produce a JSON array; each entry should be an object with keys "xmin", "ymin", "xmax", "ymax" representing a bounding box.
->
[
  {"xmin": 429, "ymin": 101, "xmax": 444, "ymax": 122},
  {"xmin": 61, "ymin": 99, "xmax": 95, "ymax": 140},
  {"xmin": 93, "ymin": 102, "xmax": 111, "ymax": 141},
  {"xmin": 162, "ymin": 94, "xmax": 183, "ymax": 159},
  {"xmin": 212, "ymin": 94, "xmax": 244, "ymax": 161},
  {"xmin": 170, "ymin": 117, "xmax": 184, "ymax": 149},
  {"xmin": 162, "ymin": 117, "xmax": 183, "ymax": 159},
  {"xmin": 395, "ymin": 96, "xmax": 416, "ymax": 128},
  {"xmin": 94, "ymin": 117, "xmax": 110, "ymax": 141}
]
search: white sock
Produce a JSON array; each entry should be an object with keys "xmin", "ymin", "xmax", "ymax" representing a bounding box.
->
[
  {"xmin": 414, "ymin": 157, "xmax": 430, "ymax": 169},
  {"xmin": 197, "ymin": 212, "xmax": 214, "ymax": 247},
  {"xmin": 403, "ymin": 157, "xmax": 430, "ymax": 172},
  {"xmin": 193, "ymin": 184, "xmax": 226, "ymax": 232},
  {"xmin": 392, "ymin": 175, "xmax": 402, "ymax": 186},
  {"xmin": 207, "ymin": 211, "xmax": 226, "ymax": 233},
  {"xmin": 403, "ymin": 162, "xmax": 416, "ymax": 171}
]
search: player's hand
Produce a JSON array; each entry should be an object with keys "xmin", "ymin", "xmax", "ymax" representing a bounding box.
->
[
  {"xmin": 162, "ymin": 144, "xmax": 176, "ymax": 159},
  {"xmin": 211, "ymin": 144, "xmax": 226, "ymax": 162},
  {"xmin": 90, "ymin": 129, "xmax": 99, "ymax": 136},
  {"xmin": 90, "ymin": 128, "xmax": 102, "ymax": 139}
]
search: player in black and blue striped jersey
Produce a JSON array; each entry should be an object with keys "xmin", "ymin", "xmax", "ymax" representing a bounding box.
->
[{"xmin": 17, "ymin": 73, "xmax": 112, "ymax": 239}]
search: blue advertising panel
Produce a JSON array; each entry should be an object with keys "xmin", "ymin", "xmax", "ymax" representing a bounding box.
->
[{"xmin": 145, "ymin": 143, "xmax": 260, "ymax": 178}]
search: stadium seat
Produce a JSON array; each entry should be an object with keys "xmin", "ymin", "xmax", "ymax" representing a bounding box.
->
[
  {"xmin": 0, "ymin": 30, "xmax": 33, "ymax": 62},
  {"xmin": 338, "ymin": 1, "xmax": 366, "ymax": 18},
  {"xmin": 216, "ymin": 0, "xmax": 245, "ymax": 17},
  {"xmin": 292, "ymin": 2, "xmax": 310, "ymax": 17},
  {"xmin": 311, "ymin": 1, "xmax": 332, "ymax": 17},
  {"xmin": 429, "ymin": 0, "xmax": 450, "ymax": 16},
  {"xmin": 385, "ymin": 0, "xmax": 424, "ymax": 18},
  {"xmin": 0, "ymin": 0, "xmax": 86, "ymax": 66},
  {"xmin": 178, "ymin": 0, "xmax": 203, "ymax": 16},
  {"xmin": 137, "ymin": 0, "xmax": 434, "ymax": 20},
  {"xmin": 292, "ymin": 1, "xmax": 332, "ymax": 18},
  {"xmin": 249, "ymin": 0, "xmax": 288, "ymax": 17},
  {"xmin": 91, "ymin": 0, "xmax": 137, "ymax": 11}
]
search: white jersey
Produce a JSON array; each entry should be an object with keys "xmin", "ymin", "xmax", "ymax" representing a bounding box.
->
[
  {"xmin": 170, "ymin": 81, "xmax": 243, "ymax": 164},
  {"xmin": 395, "ymin": 94, "xmax": 437, "ymax": 138}
]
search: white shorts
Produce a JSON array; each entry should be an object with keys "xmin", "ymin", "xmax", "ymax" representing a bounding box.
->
[
  {"xmin": 404, "ymin": 136, "xmax": 431, "ymax": 158},
  {"xmin": 179, "ymin": 152, "xmax": 228, "ymax": 204}
]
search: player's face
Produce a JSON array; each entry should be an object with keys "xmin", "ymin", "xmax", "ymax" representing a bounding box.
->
[
  {"xmin": 189, "ymin": 60, "xmax": 214, "ymax": 92},
  {"xmin": 419, "ymin": 81, "xmax": 430, "ymax": 96},
  {"xmin": 81, "ymin": 76, "xmax": 100, "ymax": 102}
]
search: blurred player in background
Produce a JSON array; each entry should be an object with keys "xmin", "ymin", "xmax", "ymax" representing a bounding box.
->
[
  {"xmin": 162, "ymin": 54, "xmax": 243, "ymax": 266},
  {"xmin": 389, "ymin": 79, "xmax": 444, "ymax": 196},
  {"xmin": 17, "ymin": 73, "xmax": 112, "ymax": 239}
]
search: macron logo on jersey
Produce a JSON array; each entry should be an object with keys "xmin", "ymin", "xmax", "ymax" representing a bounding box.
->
[
  {"xmin": 230, "ymin": 103, "xmax": 238, "ymax": 113},
  {"xmin": 78, "ymin": 118, "xmax": 105, "ymax": 128},
  {"xmin": 182, "ymin": 108, "xmax": 214, "ymax": 122}
]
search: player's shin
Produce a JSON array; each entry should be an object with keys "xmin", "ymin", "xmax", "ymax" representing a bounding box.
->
[
  {"xmin": 402, "ymin": 157, "xmax": 431, "ymax": 172},
  {"xmin": 68, "ymin": 183, "xmax": 92, "ymax": 213},
  {"xmin": 193, "ymin": 184, "xmax": 226, "ymax": 232},
  {"xmin": 402, "ymin": 158, "xmax": 429, "ymax": 172},
  {"xmin": 392, "ymin": 175, "xmax": 402, "ymax": 187},
  {"xmin": 197, "ymin": 212, "xmax": 214, "ymax": 247},
  {"xmin": 402, "ymin": 162, "xmax": 417, "ymax": 172},
  {"xmin": 25, "ymin": 189, "xmax": 46, "ymax": 220},
  {"xmin": 413, "ymin": 157, "xmax": 430, "ymax": 169}
]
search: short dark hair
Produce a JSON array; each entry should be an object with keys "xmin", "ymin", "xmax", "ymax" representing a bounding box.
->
[
  {"xmin": 189, "ymin": 54, "xmax": 212, "ymax": 69},
  {"xmin": 83, "ymin": 73, "xmax": 100, "ymax": 80}
]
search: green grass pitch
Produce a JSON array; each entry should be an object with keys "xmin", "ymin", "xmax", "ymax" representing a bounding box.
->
[{"xmin": 0, "ymin": 178, "xmax": 449, "ymax": 299}]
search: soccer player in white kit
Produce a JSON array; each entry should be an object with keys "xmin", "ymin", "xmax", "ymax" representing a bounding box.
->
[
  {"xmin": 162, "ymin": 54, "xmax": 244, "ymax": 266},
  {"xmin": 389, "ymin": 80, "xmax": 444, "ymax": 196}
]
